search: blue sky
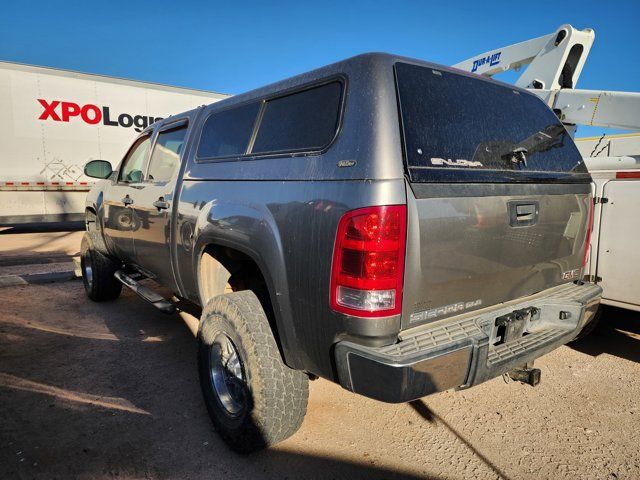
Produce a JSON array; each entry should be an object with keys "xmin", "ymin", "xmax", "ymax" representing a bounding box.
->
[{"xmin": 1, "ymin": 0, "xmax": 638, "ymax": 137}]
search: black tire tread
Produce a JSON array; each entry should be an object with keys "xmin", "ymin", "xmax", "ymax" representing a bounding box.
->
[
  {"xmin": 81, "ymin": 232, "xmax": 122, "ymax": 301},
  {"xmin": 198, "ymin": 290, "xmax": 308, "ymax": 452}
]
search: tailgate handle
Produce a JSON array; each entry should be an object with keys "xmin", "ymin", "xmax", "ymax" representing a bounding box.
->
[{"xmin": 509, "ymin": 201, "xmax": 539, "ymax": 226}]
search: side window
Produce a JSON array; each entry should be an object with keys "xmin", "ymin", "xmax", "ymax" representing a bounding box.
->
[
  {"xmin": 147, "ymin": 125, "xmax": 188, "ymax": 183},
  {"xmin": 197, "ymin": 102, "xmax": 260, "ymax": 158},
  {"xmin": 119, "ymin": 136, "xmax": 151, "ymax": 183},
  {"xmin": 251, "ymin": 81, "xmax": 342, "ymax": 154}
]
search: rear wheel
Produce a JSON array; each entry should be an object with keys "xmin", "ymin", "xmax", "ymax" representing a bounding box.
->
[
  {"xmin": 81, "ymin": 232, "xmax": 122, "ymax": 301},
  {"xmin": 197, "ymin": 290, "xmax": 308, "ymax": 453}
]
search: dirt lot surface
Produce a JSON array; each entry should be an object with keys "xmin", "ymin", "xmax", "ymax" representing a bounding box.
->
[{"xmin": 0, "ymin": 279, "xmax": 638, "ymax": 480}]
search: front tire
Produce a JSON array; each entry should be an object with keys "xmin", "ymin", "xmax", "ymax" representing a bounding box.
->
[
  {"xmin": 80, "ymin": 232, "xmax": 122, "ymax": 301},
  {"xmin": 197, "ymin": 290, "xmax": 308, "ymax": 453}
]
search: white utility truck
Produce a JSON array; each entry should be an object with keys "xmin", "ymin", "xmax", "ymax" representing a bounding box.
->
[
  {"xmin": 577, "ymin": 134, "xmax": 640, "ymax": 313},
  {"xmin": 455, "ymin": 25, "xmax": 640, "ymax": 315},
  {"xmin": 0, "ymin": 61, "xmax": 227, "ymax": 225}
]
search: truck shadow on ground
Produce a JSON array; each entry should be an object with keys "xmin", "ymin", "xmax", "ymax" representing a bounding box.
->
[
  {"xmin": 0, "ymin": 221, "xmax": 84, "ymax": 234},
  {"xmin": 0, "ymin": 284, "xmax": 435, "ymax": 480},
  {"xmin": 0, "ymin": 225, "xmax": 82, "ymax": 266},
  {"xmin": 568, "ymin": 306, "xmax": 640, "ymax": 364}
]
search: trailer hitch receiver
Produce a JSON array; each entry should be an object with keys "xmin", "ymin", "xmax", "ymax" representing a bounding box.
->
[{"xmin": 507, "ymin": 367, "xmax": 542, "ymax": 387}]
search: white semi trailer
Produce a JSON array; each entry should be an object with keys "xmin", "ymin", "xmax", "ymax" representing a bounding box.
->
[{"xmin": 0, "ymin": 61, "xmax": 228, "ymax": 224}]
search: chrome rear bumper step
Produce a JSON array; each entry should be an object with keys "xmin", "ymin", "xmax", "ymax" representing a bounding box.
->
[{"xmin": 334, "ymin": 282, "xmax": 602, "ymax": 403}]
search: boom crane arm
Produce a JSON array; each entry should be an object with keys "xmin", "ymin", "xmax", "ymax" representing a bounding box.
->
[{"xmin": 453, "ymin": 24, "xmax": 640, "ymax": 132}]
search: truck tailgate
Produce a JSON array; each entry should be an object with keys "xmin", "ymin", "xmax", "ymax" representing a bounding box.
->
[{"xmin": 402, "ymin": 184, "xmax": 592, "ymax": 328}]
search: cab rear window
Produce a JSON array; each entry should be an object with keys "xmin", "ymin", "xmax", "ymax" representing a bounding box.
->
[{"xmin": 395, "ymin": 62, "xmax": 590, "ymax": 183}]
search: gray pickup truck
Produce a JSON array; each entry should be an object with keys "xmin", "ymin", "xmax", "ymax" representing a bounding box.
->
[{"xmin": 82, "ymin": 53, "xmax": 602, "ymax": 452}]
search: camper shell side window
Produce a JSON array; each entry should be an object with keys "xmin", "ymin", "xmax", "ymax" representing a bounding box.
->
[{"xmin": 195, "ymin": 79, "xmax": 345, "ymax": 162}]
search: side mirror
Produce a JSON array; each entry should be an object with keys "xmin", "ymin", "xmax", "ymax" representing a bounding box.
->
[{"xmin": 84, "ymin": 160, "xmax": 113, "ymax": 179}]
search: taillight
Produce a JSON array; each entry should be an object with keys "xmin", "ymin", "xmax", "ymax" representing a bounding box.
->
[
  {"xmin": 330, "ymin": 205, "xmax": 407, "ymax": 317},
  {"xmin": 582, "ymin": 196, "xmax": 595, "ymax": 267}
]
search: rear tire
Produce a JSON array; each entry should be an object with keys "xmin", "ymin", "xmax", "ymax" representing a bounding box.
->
[
  {"xmin": 197, "ymin": 290, "xmax": 308, "ymax": 453},
  {"xmin": 81, "ymin": 232, "xmax": 122, "ymax": 301}
]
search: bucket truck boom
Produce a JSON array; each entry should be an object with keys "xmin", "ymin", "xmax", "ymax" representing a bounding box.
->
[{"xmin": 453, "ymin": 24, "xmax": 640, "ymax": 132}]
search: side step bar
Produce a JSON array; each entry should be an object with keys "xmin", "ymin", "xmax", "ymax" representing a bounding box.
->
[{"xmin": 114, "ymin": 270, "xmax": 176, "ymax": 314}]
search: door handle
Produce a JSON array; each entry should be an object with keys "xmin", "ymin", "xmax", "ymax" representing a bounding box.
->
[
  {"xmin": 153, "ymin": 197, "xmax": 170, "ymax": 210},
  {"xmin": 122, "ymin": 195, "xmax": 134, "ymax": 206}
]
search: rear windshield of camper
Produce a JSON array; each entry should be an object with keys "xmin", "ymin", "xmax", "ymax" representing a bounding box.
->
[{"xmin": 395, "ymin": 62, "xmax": 590, "ymax": 183}]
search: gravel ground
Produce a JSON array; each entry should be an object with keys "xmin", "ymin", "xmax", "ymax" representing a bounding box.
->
[{"xmin": 0, "ymin": 280, "xmax": 638, "ymax": 480}]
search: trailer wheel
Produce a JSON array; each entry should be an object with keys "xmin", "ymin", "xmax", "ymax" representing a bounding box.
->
[
  {"xmin": 197, "ymin": 290, "xmax": 308, "ymax": 453},
  {"xmin": 80, "ymin": 232, "xmax": 122, "ymax": 301}
]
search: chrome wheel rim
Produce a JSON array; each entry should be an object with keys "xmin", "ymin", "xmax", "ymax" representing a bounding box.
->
[
  {"xmin": 210, "ymin": 333, "xmax": 246, "ymax": 416},
  {"xmin": 82, "ymin": 256, "xmax": 93, "ymax": 288}
]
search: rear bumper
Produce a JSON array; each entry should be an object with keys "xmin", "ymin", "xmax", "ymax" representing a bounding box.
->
[{"xmin": 335, "ymin": 282, "xmax": 602, "ymax": 403}]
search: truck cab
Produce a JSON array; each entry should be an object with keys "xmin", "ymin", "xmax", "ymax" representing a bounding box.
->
[{"xmin": 82, "ymin": 53, "xmax": 602, "ymax": 452}]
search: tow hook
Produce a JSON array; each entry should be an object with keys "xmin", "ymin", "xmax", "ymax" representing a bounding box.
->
[{"xmin": 506, "ymin": 366, "xmax": 542, "ymax": 387}]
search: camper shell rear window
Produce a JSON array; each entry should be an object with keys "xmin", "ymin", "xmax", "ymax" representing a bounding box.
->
[{"xmin": 395, "ymin": 62, "xmax": 590, "ymax": 183}]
